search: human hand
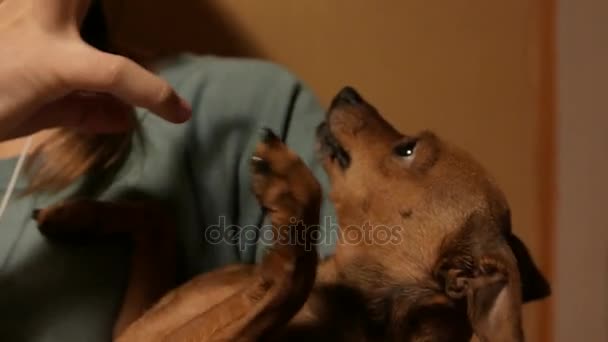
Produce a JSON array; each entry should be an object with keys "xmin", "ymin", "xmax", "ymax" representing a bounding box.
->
[{"xmin": 0, "ymin": 0, "xmax": 191, "ymax": 141}]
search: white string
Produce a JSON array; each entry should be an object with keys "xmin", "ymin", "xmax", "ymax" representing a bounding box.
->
[{"xmin": 0, "ymin": 136, "xmax": 33, "ymax": 222}]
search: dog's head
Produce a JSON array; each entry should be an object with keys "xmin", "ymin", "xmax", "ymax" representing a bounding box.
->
[{"xmin": 317, "ymin": 87, "xmax": 550, "ymax": 340}]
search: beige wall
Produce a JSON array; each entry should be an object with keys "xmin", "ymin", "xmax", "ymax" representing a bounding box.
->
[
  {"xmin": 106, "ymin": 1, "xmax": 552, "ymax": 340},
  {"xmin": 556, "ymin": 0, "xmax": 608, "ymax": 340}
]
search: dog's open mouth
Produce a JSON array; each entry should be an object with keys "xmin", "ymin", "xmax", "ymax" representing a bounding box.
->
[{"xmin": 316, "ymin": 121, "xmax": 351, "ymax": 169}]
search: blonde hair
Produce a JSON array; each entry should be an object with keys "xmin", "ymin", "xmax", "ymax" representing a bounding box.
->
[{"xmin": 24, "ymin": 122, "xmax": 139, "ymax": 195}]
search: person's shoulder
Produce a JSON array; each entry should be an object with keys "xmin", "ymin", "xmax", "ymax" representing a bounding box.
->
[{"xmin": 153, "ymin": 54, "xmax": 301, "ymax": 87}]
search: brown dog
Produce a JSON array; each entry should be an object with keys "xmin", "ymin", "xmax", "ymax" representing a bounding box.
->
[{"xmin": 35, "ymin": 87, "xmax": 549, "ymax": 341}]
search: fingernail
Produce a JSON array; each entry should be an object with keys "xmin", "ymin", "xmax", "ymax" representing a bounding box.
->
[{"xmin": 177, "ymin": 97, "xmax": 192, "ymax": 122}]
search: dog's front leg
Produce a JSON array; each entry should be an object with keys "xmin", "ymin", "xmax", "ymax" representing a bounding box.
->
[
  {"xmin": 34, "ymin": 200, "xmax": 176, "ymax": 339},
  {"xmin": 162, "ymin": 129, "xmax": 320, "ymax": 342}
]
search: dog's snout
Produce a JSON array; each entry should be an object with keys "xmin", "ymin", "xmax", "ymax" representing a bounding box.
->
[{"xmin": 330, "ymin": 86, "xmax": 364, "ymax": 109}]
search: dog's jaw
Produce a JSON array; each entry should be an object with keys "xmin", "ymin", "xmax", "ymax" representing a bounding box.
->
[{"xmin": 316, "ymin": 121, "xmax": 351, "ymax": 170}]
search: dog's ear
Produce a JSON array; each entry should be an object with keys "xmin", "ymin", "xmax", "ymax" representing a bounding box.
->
[
  {"xmin": 438, "ymin": 213, "xmax": 526, "ymax": 342},
  {"xmin": 464, "ymin": 248, "xmax": 525, "ymax": 342},
  {"xmin": 507, "ymin": 233, "xmax": 551, "ymax": 302}
]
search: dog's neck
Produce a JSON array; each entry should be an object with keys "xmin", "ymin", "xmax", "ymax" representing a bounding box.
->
[{"xmin": 320, "ymin": 248, "xmax": 473, "ymax": 341}]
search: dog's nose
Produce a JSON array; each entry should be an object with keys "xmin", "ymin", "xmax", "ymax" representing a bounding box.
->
[{"xmin": 330, "ymin": 86, "xmax": 364, "ymax": 109}]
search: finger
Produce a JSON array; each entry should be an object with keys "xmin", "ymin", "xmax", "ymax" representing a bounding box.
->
[
  {"xmin": 65, "ymin": 48, "xmax": 192, "ymax": 123},
  {"xmin": 32, "ymin": 92, "xmax": 136, "ymax": 134}
]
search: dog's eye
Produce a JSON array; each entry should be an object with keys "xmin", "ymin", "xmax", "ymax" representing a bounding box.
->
[{"xmin": 394, "ymin": 141, "xmax": 417, "ymax": 158}]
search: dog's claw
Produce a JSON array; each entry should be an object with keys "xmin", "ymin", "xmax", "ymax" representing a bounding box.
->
[
  {"xmin": 260, "ymin": 127, "xmax": 280, "ymax": 143},
  {"xmin": 32, "ymin": 209, "xmax": 41, "ymax": 221},
  {"xmin": 251, "ymin": 155, "xmax": 271, "ymax": 174}
]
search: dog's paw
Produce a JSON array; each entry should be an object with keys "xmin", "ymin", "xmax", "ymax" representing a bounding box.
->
[
  {"xmin": 33, "ymin": 200, "xmax": 109, "ymax": 241},
  {"xmin": 32, "ymin": 199, "xmax": 122, "ymax": 242},
  {"xmin": 251, "ymin": 128, "xmax": 321, "ymax": 227}
]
